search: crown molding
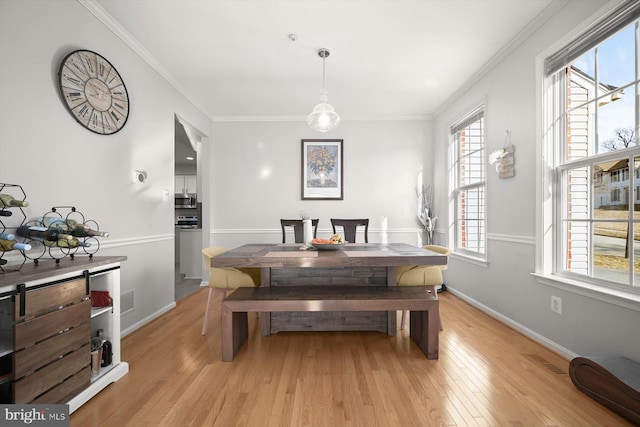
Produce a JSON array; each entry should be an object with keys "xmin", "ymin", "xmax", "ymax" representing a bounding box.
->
[
  {"xmin": 79, "ymin": 0, "xmax": 431, "ymax": 125},
  {"xmin": 212, "ymin": 114, "xmax": 432, "ymax": 123},
  {"xmin": 81, "ymin": 0, "xmax": 553, "ymax": 125},
  {"xmin": 78, "ymin": 0, "xmax": 215, "ymax": 122},
  {"xmin": 433, "ymin": 0, "xmax": 571, "ymax": 118}
]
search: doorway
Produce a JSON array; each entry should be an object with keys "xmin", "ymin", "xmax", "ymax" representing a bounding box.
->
[{"xmin": 174, "ymin": 115, "xmax": 204, "ymax": 301}]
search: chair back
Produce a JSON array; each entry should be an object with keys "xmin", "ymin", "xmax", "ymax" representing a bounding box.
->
[
  {"xmin": 280, "ymin": 219, "xmax": 319, "ymax": 243},
  {"xmin": 422, "ymin": 245, "xmax": 451, "ymax": 270},
  {"xmin": 330, "ymin": 218, "xmax": 369, "ymax": 243}
]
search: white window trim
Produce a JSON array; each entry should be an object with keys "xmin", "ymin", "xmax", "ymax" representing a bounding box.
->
[
  {"xmin": 535, "ymin": 0, "xmax": 640, "ymax": 307},
  {"xmin": 448, "ymin": 102, "xmax": 487, "ymax": 260}
]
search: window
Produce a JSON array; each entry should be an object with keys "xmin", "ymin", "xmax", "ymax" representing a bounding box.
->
[
  {"xmin": 544, "ymin": 2, "xmax": 640, "ymax": 288},
  {"xmin": 449, "ymin": 106, "xmax": 486, "ymax": 257},
  {"xmin": 611, "ymin": 188, "xmax": 621, "ymax": 203}
]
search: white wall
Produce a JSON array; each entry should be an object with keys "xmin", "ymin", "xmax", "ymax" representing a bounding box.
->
[
  {"xmin": 209, "ymin": 120, "xmax": 432, "ymax": 248},
  {"xmin": 0, "ymin": 0, "xmax": 212, "ymax": 333},
  {"xmin": 432, "ymin": 0, "xmax": 640, "ymax": 359}
]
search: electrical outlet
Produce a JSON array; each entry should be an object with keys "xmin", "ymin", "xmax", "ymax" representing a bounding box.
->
[{"xmin": 551, "ymin": 296, "xmax": 562, "ymax": 314}]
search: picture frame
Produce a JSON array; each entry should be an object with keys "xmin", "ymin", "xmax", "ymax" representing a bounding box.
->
[{"xmin": 301, "ymin": 139, "xmax": 343, "ymax": 200}]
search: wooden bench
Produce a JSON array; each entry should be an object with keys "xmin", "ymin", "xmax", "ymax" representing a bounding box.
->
[{"xmin": 221, "ymin": 285, "xmax": 439, "ymax": 361}]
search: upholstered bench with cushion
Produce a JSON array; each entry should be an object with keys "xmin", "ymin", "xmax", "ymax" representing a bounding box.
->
[{"xmin": 569, "ymin": 356, "xmax": 640, "ymax": 424}]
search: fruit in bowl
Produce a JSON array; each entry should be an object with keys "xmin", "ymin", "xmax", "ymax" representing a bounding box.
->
[
  {"xmin": 311, "ymin": 234, "xmax": 345, "ymax": 250},
  {"xmin": 330, "ymin": 234, "xmax": 345, "ymax": 244},
  {"xmin": 312, "ymin": 234, "xmax": 344, "ymax": 245}
]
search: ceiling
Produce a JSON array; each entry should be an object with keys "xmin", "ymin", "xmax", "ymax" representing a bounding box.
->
[{"xmin": 94, "ymin": 0, "xmax": 556, "ymax": 121}]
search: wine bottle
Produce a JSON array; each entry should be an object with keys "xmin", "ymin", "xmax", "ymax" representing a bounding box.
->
[
  {"xmin": 0, "ymin": 194, "xmax": 28, "ymax": 208},
  {"xmin": 0, "ymin": 210, "xmax": 11, "ymax": 217},
  {"xmin": 0, "ymin": 239, "xmax": 32, "ymax": 251},
  {"xmin": 16, "ymin": 225, "xmax": 73, "ymax": 242},
  {"xmin": 42, "ymin": 217, "xmax": 68, "ymax": 230},
  {"xmin": 43, "ymin": 238, "xmax": 91, "ymax": 248},
  {"xmin": 0, "ymin": 232, "xmax": 15, "ymax": 240},
  {"xmin": 68, "ymin": 226, "xmax": 109, "ymax": 238},
  {"xmin": 45, "ymin": 218, "xmax": 108, "ymax": 237}
]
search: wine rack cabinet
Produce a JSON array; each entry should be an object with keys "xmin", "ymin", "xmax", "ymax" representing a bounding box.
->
[{"xmin": 0, "ymin": 256, "xmax": 128, "ymax": 412}]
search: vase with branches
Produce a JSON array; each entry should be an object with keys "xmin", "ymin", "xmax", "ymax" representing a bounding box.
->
[{"xmin": 417, "ymin": 184, "xmax": 437, "ymax": 245}]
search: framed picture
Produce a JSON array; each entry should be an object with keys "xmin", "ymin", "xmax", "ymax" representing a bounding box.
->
[{"xmin": 301, "ymin": 139, "xmax": 343, "ymax": 200}]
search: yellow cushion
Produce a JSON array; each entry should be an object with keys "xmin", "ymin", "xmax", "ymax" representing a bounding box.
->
[
  {"xmin": 396, "ymin": 245, "xmax": 450, "ymax": 287},
  {"xmin": 202, "ymin": 247, "xmax": 260, "ymax": 290},
  {"xmin": 396, "ymin": 265, "xmax": 443, "ymax": 286}
]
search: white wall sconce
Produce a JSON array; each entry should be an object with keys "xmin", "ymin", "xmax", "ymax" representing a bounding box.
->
[{"xmin": 133, "ymin": 170, "xmax": 148, "ymax": 183}]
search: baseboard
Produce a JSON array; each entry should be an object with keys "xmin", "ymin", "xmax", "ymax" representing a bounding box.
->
[
  {"xmin": 121, "ymin": 302, "xmax": 176, "ymax": 338},
  {"xmin": 446, "ymin": 287, "xmax": 578, "ymax": 360}
]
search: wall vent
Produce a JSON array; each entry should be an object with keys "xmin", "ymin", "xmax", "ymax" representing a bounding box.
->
[{"xmin": 121, "ymin": 290, "xmax": 135, "ymax": 314}]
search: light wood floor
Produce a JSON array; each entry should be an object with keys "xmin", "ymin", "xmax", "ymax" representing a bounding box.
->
[{"xmin": 71, "ymin": 288, "xmax": 631, "ymax": 426}]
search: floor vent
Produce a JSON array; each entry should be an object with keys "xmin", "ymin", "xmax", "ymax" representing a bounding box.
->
[
  {"xmin": 523, "ymin": 353, "xmax": 567, "ymax": 375},
  {"xmin": 121, "ymin": 290, "xmax": 135, "ymax": 314}
]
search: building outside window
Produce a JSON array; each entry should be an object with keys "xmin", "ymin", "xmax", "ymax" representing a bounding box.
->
[
  {"xmin": 449, "ymin": 106, "xmax": 486, "ymax": 257},
  {"xmin": 543, "ymin": 2, "xmax": 640, "ymax": 289}
]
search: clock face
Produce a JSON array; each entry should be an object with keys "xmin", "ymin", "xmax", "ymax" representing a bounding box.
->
[{"xmin": 58, "ymin": 50, "xmax": 129, "ymax": 135}]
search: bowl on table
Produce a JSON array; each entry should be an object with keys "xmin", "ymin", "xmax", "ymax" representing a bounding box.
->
[{"xmin": 311, "ymin": 243, "xmax": 345, "ymax": 251}]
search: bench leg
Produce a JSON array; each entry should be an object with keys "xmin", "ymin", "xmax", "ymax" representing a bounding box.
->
[
  {"xmin": 409, "ymin": 304, "xmax": 439, "ymax": 360},
  {"xmin": 222, "ymin": 307, "xmax": 249, "ymax": 362}
]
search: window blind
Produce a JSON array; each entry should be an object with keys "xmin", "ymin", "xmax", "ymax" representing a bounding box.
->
[
  {"xmin": 449, "ymin": 106, "xmax": 484, "ymax": 135},
  {"xmin": 544, "ymin": 0, "xmax": 640, "ymax": 76}
]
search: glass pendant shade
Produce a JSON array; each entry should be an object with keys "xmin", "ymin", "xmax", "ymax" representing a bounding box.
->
[
  {"xmin": 307, "ymin": 89, "xmax": 341, "ymax": 132},
  {"xmin": 308, "ymin": 49, "xmax": 340, "ymax": 132}
]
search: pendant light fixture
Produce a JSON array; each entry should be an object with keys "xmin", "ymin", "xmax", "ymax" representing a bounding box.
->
[{"xmin": 307, "ymin": 48, "xmax": 341, "ymax": 132}]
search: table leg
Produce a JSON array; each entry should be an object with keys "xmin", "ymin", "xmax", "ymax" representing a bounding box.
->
[
  {"xmin": 409, "ymin": 303, "xmax": 439, "ymax": 360},
  {"xmin": 260, "ymin": 267, "xmax": 271, "ymax": 337},
  {"xmin": 222, "ymin": 306, "xmax": 248, "ymax": 362},
  {"xmin": 387, "ymin": 266, "xmax": 397, "ymax": 335}
]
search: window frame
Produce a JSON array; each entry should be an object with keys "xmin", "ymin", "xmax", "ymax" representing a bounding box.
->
[
  {"xmin": 449, "ymin": 105, "xmax": 487, "ymax": 259},
  {"xmin": 537, "ymin": 1, "xmax": 640, "ymax": 304}
]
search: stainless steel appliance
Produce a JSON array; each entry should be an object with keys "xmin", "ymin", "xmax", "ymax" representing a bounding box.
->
[
  {"xmin": 176, "ymin": 215, "xmax": 198, "ymax": 228},
  {"xmin": 175, "ymin": 194, "xmax": 196, "ymax": 208}
]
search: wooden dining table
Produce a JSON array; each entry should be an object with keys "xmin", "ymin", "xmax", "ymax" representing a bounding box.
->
[{"xmin": 210, "ymin": 243, "xmax": 447, "ymax": 336}]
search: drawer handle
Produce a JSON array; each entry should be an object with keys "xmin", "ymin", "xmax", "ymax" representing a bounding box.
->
[
  {"xmin": 84, "ymin": 270, "xmax": 90, "ymax": 295},
  {"xmin": 18, "ymin": 283, "xmax": 26, "ymax": 317}
]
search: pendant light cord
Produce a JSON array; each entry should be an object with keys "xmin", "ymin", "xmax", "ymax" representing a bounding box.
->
[{"xmin": 322, "ymin": 55, "xmax": 326, "ymax": 90}]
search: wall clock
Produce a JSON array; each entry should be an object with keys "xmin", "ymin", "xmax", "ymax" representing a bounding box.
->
[{"xmin": 58, "ymin": 49, "xmax": 129, "ymax": 135}]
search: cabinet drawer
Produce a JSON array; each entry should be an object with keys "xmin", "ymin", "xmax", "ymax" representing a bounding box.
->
[
  {"xmin": 15, "ymin": 277, "xmax": 88, "ymax": 320},
  {"xmin": 14, "ymin": 321, "xmax": 90, "ymax": 379},
  {"xmin": 32, "ymin": 365, "xmax": 90, "ymax": 405},
  {"xmin": 15, "ymin": 300, "xmax": 90, "ymax": 350},
  {"xmin": 14, "ymin": 343, "xmax": 89, "ymax": 403}
]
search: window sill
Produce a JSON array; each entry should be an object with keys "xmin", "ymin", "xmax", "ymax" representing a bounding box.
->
[
  {"xmin": 451, "ymin": 252, "xmax": 489, "ymax": 268},
  {"xmin": 532, "ymin": 273, "xmax": 640, "ymax": 312}
]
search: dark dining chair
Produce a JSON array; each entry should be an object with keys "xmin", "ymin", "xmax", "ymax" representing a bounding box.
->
[
  {"xmin": 280, "ymin": 219, "xmax": 319, "ymax": 243},
  {"xmin": 330, "ymin": 218, "xmax": 369, "ymax": 243}
]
